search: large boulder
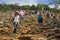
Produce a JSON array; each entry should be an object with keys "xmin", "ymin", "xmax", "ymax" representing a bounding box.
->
[{"xmin": 0, "ymin": 21, "xmax": 4, "ymax": 27}]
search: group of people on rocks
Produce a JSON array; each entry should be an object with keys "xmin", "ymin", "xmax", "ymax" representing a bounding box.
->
[
  {"xmin": 12, "ymin": 10, "xmax": 59, "ymax": 34},
  {"xmin": 13, "ymin": 10, "xmax": 24, "ymax": 34}
]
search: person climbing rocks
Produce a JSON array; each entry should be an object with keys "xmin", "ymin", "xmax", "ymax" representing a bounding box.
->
[
  {"xmin": 42, "ymin": 7, "xmax": 45, "ymax": 14},
  {"xmin": 46, "ymin": 12, "xmax": 50, "ymax": 19},
  {"xmin": 13, "ymin": 11, "xmax": 20, "ymax": 34},
  {"xmin": 19, "ymin": 10, "xmax": 25, "ymax": 24},
  {"xmin": 51, "ymin": 16, "xmax": 57, "ymax": 26},
  {"xmin": 37, "ymin": 11, "xmax": 43, "ymax": 25}
]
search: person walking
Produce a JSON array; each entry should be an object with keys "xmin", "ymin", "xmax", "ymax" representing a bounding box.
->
[
  {"xmin": 19, "ymin": 10, "xmax": 24, "ymax": 24},
  {"xmin": 13, "ymin": 11, "xmax": 20, "ymax": 34},
  {"xmin": 37, "ymin": 11, "xmax": 43, "ymax": 25},
  {"xmin": 46, "ymin": 12, "xmax": 50, "ymax": 19},
  {"xmin": 51, "ymin": 16, "xmax": 57, "ymax": 26}
]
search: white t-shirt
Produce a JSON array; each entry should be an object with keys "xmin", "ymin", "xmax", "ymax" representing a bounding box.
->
[
  {"xmin": 19, "ymin": 11, "xmax": 24, "ymax": 16},
  {"xmin": 14, "ymin": 15, "xmax": 20, "ymax": 23},
  {"xmin": 37, "ymin": 11, "xmax": 39, "ymax": 15}
]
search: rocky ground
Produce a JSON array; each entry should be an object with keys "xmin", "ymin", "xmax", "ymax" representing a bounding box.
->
[{"xmin": 0, "ymin": 11, "xmax": 60, "ymax": 40}]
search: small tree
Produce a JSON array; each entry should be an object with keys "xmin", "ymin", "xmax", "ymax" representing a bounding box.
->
[
  {"xmin": 37, "ymin": 4, "xmax": 50, "ymax": 10},
  {"xmin": 30, "ymin": 5, "xmax": 36, "ymax": 10}
]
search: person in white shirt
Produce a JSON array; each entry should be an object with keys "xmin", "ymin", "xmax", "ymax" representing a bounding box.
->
[
  {"xmin": 42, "ymin": 7, "xmax": 45, "ymax": 13},
  {"xmin": 37, "ymin": 11, "xmax": 40, "ymax": 15},
  {"xmin": 13, "ymin": 11, "xmax": 20, "ymax": 34},
  {"xmin": 19, "ymin": 10, "xmax": 25, "ymax": 24}
]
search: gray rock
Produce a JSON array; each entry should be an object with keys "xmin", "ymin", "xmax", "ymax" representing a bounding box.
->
[{"xmin": 0, "ymin": 21, "xmax": 4, "ymax": 26}]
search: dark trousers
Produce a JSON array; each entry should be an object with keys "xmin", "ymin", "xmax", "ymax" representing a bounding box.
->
[
  {"xmin": 20, "ymin": 15, "xmax": 24, "ymax": 24},
  {"xmin": 38, "ymin": 19, "xmax": 43, "ymax": 25},
  {"xmin": 13, "ymin": 22, "xmax": 18, "ymax": 33}
]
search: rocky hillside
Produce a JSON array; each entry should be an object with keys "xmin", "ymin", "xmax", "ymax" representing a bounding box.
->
[{"xmin": 0, "ymin": 11, "xmax": 60, "ymax": 40}]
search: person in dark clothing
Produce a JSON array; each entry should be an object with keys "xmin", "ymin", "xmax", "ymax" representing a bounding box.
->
[
  {"xmin": 37, "ymin": 11, "xmax": 43, "ymax": 25},
  {"xmin": 46, "ymin": 12, "xmax": 50, "ymax": 19},
  {"xmin": 51, "ymin": 16, "xmax": 57, "ymax": 26},
  {"xmin": 38, "ymin": 15, "xmax": 43, "ymax": 23},
  {"xmin": 35, "ymin": 10, "xmax": 38, "ymax": 14}
]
